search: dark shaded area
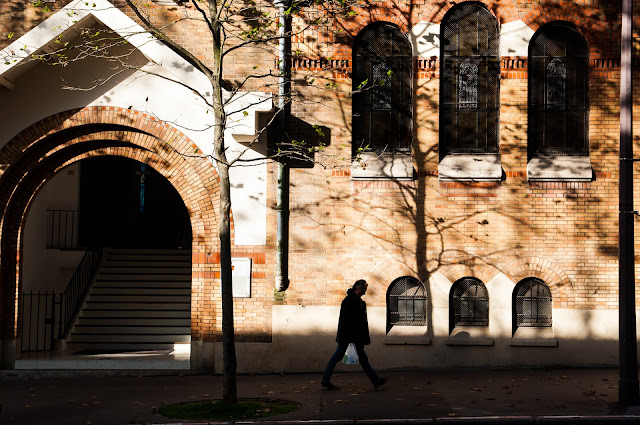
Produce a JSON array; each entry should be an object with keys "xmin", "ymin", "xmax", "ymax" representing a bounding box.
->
[
  {"xmin": 267, "ymin": 113, "xmax": 331, "ymax": 169},
  {"xmin": 79, "ymin": 156, "xmax": 191, "ymax": 249}
]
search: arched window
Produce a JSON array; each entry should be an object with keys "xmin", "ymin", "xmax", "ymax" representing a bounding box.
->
[
  {"xmin": 513, "ymin": 278, "xmax": 552, "ymax": 329},
  {"xmin": 387, "ymin": 276, "xmax": 426, "ymax": 331},
  {"xmin": 440, "ymin": 3, "xmax": 500, "ymax": 157},
  {"xmin": 450, "ymin": 277, "xmax": 489, "ymax": 331},
  {"xmin": 352, "ymin": 23, "xmax": 412, "ymax": 155},
  {"xmin": 529, "ymin": 22, "xmax": 588, "ymax": 157}
]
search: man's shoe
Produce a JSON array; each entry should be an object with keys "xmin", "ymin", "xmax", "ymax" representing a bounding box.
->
[
  {"xmin": 374, "ymin": 376, "xmax": 389, "ymax": 389},
  {"xmin": 321, "ymin": 381, "xmax": 339, "ymax": 390}
]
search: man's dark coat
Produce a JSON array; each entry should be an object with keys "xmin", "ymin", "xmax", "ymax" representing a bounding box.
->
[{"xmin": 336, "ymin": 288, "xmax": 371, "ymax": 345}]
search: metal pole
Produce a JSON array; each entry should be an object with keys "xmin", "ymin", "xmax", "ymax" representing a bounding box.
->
[
  {"xmin": 275, "ymin": 0, "xmax": 291, "ymax": 292},
  {"xmin": 619, "ymin": 0, "xmax": 639, "ymax": 406}
]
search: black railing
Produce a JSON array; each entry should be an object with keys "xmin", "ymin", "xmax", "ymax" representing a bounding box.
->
[
  {"xmin": 46, "ymin": 209, "xmax": 79, "ymax": 249},
  {"xmin": 20, "ymin": 291, "xmax": 57, "ymax": 352},
  {"xmin": 59, "ymin": 248, "xmax": 103, "ymax": 339}
]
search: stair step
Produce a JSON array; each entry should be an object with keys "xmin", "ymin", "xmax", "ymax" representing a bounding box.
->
[
  {"xmin": 72, "ymin": 326, "xmax": 191, "ymax": 334},
  {"xmin": 68, "ymin": 334, "xmax": 191, "ymax": 343},
  {"xmin": 90, "ymin": 287, "xmax": 191, "ymax": 295},
  {"xmin": 95, "ymin": 274, "xmax": 191, "ymax": 281},
  {"xmin": 93, "ymin": 281, "xmax": 191, "ymax": 289},
  {"xmin": 67, "ymin": 342, "xmax": 181, "ymax": 350},
  {"xmin": 77, "ymin": 318, "xmax": 191, "ymax": 326},
  {"xmin": 84, "ymin": 302, "xmax": 190, "ymax": 310},
  {"xmin": 63, "ymin": 249, "xmax": 193, "ymax": 352},
  {"xmin": 103, "ymin": 261, "xmax": 191, "ymax": 267},
  {"xmin": 80, "ymin": 310, "xmax": 190, "ymax": 318},
  {"xmin": 99, "ymin": 267, "xmax": 191, "ymax": 274},
  {"xmin": 86, "ymin": 295, "xmax": 191, "ymax": 303}
]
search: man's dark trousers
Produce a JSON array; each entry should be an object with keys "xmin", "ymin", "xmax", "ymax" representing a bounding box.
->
[{"xmin": 321, "ymin": 343, "xmax": 381, "ymax": 385}]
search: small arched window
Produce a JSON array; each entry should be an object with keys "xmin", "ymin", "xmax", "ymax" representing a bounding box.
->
[
  {"xmin": 440, "ymin": 2, "xmax": 500, "ymax": 157},
  {"xmin": 513, "ymin": 278, "xmax": 552, "ymax": 329},
  {"xmin": 387, "ymin": 276, "xmax": 426, "ymax": 331},
  {"xmin": 450, "ymin": 277, "xmax": 489, "ymax": 331},
  {"xmin": 352, "ymin": 23, "xmax": 412, "ymax": 155},
  {"xmin": 529, "ymin": 22, "xmax": 588, "ymax": 157}
]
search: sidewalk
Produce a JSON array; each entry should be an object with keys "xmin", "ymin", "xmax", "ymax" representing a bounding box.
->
[{"xmin": 1, "ymin": 367, "xmax": 639, "ymax": 425}]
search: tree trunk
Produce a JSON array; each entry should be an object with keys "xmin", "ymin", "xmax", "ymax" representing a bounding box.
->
[
  {"xmin": 218, "ymin": 159, "xmax": 237, "ymax": 404},
  {"xmin": 209, "ymin": 0, "xmax": 237, "ymax": 405}
]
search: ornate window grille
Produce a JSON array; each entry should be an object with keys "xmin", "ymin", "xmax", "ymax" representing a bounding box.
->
[
  {"xmin": 529, "ymin": 22, "xmax": 588, "ymax": 157},
  {"xmin": 514, "ymin": 278, "xmax": 552, "ymax": 328},
  {"xmin": 440, "ymin": 3, "xmax": 500, "ymax": 157},
  {"xmin": 353, "ymin": 23, "xmax": 412, "ymax": 154},
  {"xmin": 387, "ymin": 276, "xmax": 427, "ymax": 329},
  {"xmin": 450, "ymin": 277, "xmax": 489, "ymax": 330}
]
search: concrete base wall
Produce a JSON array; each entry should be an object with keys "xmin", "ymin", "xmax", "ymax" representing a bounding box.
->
[{"xmin": 0, "ymin": 340, "xmax": 16, "ymax": 369}]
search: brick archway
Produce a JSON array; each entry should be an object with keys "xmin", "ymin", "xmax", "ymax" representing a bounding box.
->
[{"xmin": 0, "ymin": 107, "xmax": 223, "ymax": 367}]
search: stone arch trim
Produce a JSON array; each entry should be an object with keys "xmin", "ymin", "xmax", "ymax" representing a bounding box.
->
[
  {"xmin": 521, "ymin": 4, "xmax": 609, "ymax": 55},
  {"xmin": 440, "ymin": 259, "xmax": 501, "ymax": 287},
  {"xmin": 425, "ymin": 0, "xmax": 520, "ymax": 26},
  {"xmin": 0, "ymin": 106, "xmax": 222, "ymax": 344},
  {"xmin": 502, "ymin": 257, "xmax": 575, "ymax": 309},
  {"xmin": 368, "ymin": 259, "xmax": 424, "ymax": 306}
]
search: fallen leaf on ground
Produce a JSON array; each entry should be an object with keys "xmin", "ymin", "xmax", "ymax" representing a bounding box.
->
[
  {"xmin": 411, "ymin": 387, "xmax": 422, "ymax": 390},
  {"xmin": 448, "ymin": 413, "xmax": 457, "ymax": 417},
  {"xmin": 335, "ymin": 400, "xmax": 350, "ymax": 403},
  {"xmin": 471, "ymin": 387, "xmax": 484, "ymax": 391},
  {"xmin": 561, "ymin": 375, "xmax": 568, "ymax": 379}
]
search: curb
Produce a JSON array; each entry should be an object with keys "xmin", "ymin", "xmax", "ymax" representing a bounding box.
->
[{"xmin": 161, "ymin": 416, "xmax": 640, "ymax": 425}]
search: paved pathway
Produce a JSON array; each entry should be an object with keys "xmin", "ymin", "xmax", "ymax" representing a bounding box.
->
[{"xmin": 0, "ymin": 367, "xmax": 638, "ymax": 424}]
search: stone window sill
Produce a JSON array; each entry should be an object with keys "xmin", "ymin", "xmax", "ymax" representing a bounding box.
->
[
  {"xmin": 352, "ymin": 152, "xmax": 414, "ymax": 180},
  {"xmin": 438, "ymin": 154, "xmax": 502, "ymax": 182},
  {"xmin": 446, "ymin": 327, "xmax": 493, "ymax": 346},
  {"xmin": 509, "ymin": 338, "xmax": 558, "ymax": 347},
  {"xmin": 383, "ymin": 326, "xmax": 431, "ymax": 345},
  {"xmin": 527, "ymin": 156, "xmax": 593, "ymax": 182}
]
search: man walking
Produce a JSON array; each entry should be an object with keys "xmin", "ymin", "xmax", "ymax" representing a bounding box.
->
[{"xmin": 321, "ymin": 279, "xmax": 389, "ymax": 390}]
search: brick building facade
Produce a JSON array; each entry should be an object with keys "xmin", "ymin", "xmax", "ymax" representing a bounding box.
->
[{"xmin": 0, "ymin": 0, "xmax": 639, "ymax": 372}]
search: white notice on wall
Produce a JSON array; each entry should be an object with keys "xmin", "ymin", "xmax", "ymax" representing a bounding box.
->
[{"xmin": 230, "ymin": 257, "xmax": 252, "ymax": 298}]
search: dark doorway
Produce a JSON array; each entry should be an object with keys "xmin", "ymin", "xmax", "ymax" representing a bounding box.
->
[{"xmin": 79, "ymin": 157, "xmax": 191, "ymax": 249}]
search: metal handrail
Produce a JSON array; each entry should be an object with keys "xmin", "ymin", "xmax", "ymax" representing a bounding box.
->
[
  {"xmin": 58, "ymin": 248, "xmax": 104, "ymax": 339},
  {"xmin": 46, "ymin": 209, "xmax": 79, "ymax": 249}
]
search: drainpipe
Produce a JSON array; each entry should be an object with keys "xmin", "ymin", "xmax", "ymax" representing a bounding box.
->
[
  {"xmin": 618, "ymin": 0, "xmax": 639, "ymax": 405},
  {"xmin": 275, "ymin": 0, "xmax": 291, "ymax": 292}
]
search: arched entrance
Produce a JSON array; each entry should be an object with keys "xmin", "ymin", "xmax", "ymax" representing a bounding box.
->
[
  {"xmin": 0, "ymin": 107, "xmax": 222, "ymax": 369},
  {"xmin": 78, "ymin": 156, "xmax": 191, "ymax": 250}
]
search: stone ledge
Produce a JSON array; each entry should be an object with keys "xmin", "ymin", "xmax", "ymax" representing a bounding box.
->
[
  {"xmin": 509, "ymin": 338, "xmax": 559, "ymax": 347},
  {"xmin": 527, "ymin": 156, "xmax": 593, "ymax": 182},
  {"xmin": 439, "ymin": 154, "xmax": 502, "ymax": 182}
]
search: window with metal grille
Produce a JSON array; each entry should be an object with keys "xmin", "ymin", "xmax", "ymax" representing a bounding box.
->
[
  {"xmin": 450, "ymin": 277, "xmax": 489, "ymax": 331},
  {"xmin": 514, "ymin": 278, "xmax": 552, "ymax": 328},
  {"xmin": 387, "ymin": 276, "xmax": 426, "ymax": 330},
  {"xmin": 529, "ymin": 22, "xmax": 588, "ymax": 157},
  {"xmin": 353, "ymin": 23, "xmax": 412, "ymax": 154},
  {"xmin": 440, "ymin": 3, "xmax": 500, "ymax": 157}
]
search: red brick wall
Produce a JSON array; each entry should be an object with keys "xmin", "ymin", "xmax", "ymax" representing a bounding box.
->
[{"xmin": 1, "ymin": 0, "xmax": 640, "ymax": 347}]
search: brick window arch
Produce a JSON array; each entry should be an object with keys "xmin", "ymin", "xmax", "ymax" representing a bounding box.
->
[
  {"xmin": 352, "ymin": 22, "xmax": 412, "ymax": 155},
  {"xmin": 440, "ymin": 2, "xmax": 500, "ymax": 157},
  {"xmin": 529, "ymin": 22, "xmax": 589, "ymax": 157},
  {"xmin": 450, "ymin": 277, "xmax": 489, "ymax": 332},
  {"xmin": 386, "ymin": 276, "xmax": 426, "ymax": 332},
  {"xmin": 513, "ymin": 277, "xmax": 552, "ymax": 330}
]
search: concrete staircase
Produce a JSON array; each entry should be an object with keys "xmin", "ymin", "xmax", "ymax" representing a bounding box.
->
[{"xmin": 66, "ymin": 249, "xmax": 191, "ymax": 353}]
